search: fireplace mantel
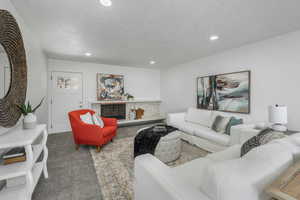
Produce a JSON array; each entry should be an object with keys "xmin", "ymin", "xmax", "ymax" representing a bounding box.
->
[
  {"xmin": 89, "ymin": 99, "xmax": 164, "ymax": 125},
  {"xmin": 89, "ymin": 99, "xmax": 161, "ymax": 105}
]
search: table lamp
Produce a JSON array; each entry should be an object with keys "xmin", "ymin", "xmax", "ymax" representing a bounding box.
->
[{"xmin": 268, "ymin": 105, "xmax": 288, "ymax": 132}]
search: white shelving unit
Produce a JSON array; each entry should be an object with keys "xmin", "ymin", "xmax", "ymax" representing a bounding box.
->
[{"xmin": 0, "ymin": 124, "xmax": 48, "ymax": 200}]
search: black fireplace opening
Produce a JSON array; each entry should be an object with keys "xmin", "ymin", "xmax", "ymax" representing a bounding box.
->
[{"xmin": 101, "ymin": 104, "xmax": 126, "ymax": 120}]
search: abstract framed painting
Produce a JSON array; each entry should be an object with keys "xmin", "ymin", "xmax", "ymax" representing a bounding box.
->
[
  {"xmin": 97, "ymin": 73, "xmax": 124, "ymax": 101},
  {"xmin": 197, "ymin": 70, "xmax": 250, "ymax": 114}
]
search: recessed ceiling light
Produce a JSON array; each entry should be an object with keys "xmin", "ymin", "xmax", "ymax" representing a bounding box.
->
[
  {"xmin": 150, "ymin": 60, "xmax": 156, "ymax": 65},
  {"xmin": 85, "ymin": 52, "xmax": 92, "ymax": 57},
  {"xmin": 99, "ymin": 0, "xmax": 112, "ymax": 7},
  {"xmin": 209, "ymin": 35, "xmax": 219, "ymax": 41}
]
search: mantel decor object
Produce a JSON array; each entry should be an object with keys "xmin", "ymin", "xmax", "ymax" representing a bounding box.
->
[{"xmin": 124, "ymin": 93, "xmax": 134, "ymax": 101}]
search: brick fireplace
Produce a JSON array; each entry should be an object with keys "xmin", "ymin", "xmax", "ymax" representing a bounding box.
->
[
  {"xmin": 101, "ymin": 103, "xmax": 126, "ymax": 120},
  {"xmin": 91, "ymin": 100, "xmax": 163, "ymax": 125}
]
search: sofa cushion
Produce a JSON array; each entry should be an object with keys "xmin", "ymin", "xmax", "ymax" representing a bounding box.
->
[
  {"xmin": 271, "ymin": 133, "xmax": 300, "ymax": 160},
  {"xmin": 199, "ymin": 142, "xmax": 293, "ymax": 200},
  {"xmin": 172, "ymin": 157, "xmax": 214, "ymax": 188},
  {"xmin": 211, "ymin": 111, "xmax": 248, "ymax": 124},
  {"xmin": 241, "ymin": 128, "xmax": 286, "ymax": 157},
  {"xmin": 225, "ymin": 117, "xmax": 243, "ymax": 135},
  {"xmin": 211, "ymin": 115, "xmax": 231, "ymax": 133},
  {"xmin": 185, "ymin": 108, "xmax": 212, "ymax": 127},
  {"xmin": 193, "ymin": 126, "xmax": 230, "ymax": 146},
  {"xmin": 172, "ymin": 121, "xmax": 198, "ymax": 135}
]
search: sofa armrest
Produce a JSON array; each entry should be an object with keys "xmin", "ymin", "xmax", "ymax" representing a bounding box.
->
[
  {"xmin": 206, "ymin": 144, "xmax": 241, "ymax": 161},
  {"xmin": 134, "ymin": 154, "xmax": 210, "ymax": 200},
  {"xmin": 201, "ymin": 143, "xmax": 293, "ymax": 200},
  {"xmin": 166, "ymin": 112, "xmax": 185, "ymax": 126},
  {"xmin": 230, "ymin": 124, "xmax": 261, "ymax": 145}
]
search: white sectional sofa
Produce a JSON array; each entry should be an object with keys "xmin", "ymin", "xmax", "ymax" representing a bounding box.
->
[
  {"xmin": 134, "ymin": 133, "xmax": 300, "ymax": 200},
  {"xmin": 167, "ymin": 107, "xmax": 260, "ymax": 152}
]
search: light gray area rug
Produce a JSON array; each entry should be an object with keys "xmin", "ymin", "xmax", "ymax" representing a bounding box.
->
[{"xmin": 90, "ymin": 136, "xmax": 209, "ymax": 200}]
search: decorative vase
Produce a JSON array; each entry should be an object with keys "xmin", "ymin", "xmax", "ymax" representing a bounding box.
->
[
  {"xmin": 129, "ymin": 109, "xmax": 136, "ymax": 120},
  {"xmin": 23, "ymin": 113, "xmax": 37, "ymax": 129}
]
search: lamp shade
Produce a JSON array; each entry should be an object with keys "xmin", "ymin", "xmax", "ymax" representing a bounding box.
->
[{"xmin": 268, "ymin": 105, "xmax": 287, "ymax": 124}]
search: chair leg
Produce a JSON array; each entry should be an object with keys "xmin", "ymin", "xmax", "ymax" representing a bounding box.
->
[
  {"xmin": 96, "ymin": 146, "xmax": 101, "ymax": 153},
  {"xmin": 75, "ymin": 144, "xmax": 80, "ymax": 150}
]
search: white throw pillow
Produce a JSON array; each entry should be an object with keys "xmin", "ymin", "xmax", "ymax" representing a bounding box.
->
[
  {"xmin": 92, "ymin": 114, "xmax": 104, "ymax": 128},
  {"xmin": 80, "ymin": 112, "xmax": 94, "ymax": 125},
  {"xmin": 185, "ymin": 107, "xmax": 212, "ymax": 127}
]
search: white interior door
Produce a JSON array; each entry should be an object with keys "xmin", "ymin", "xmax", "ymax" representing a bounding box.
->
[{"xmin": 50, "ymin": 71, "xmax": 83, "ymax": 133}]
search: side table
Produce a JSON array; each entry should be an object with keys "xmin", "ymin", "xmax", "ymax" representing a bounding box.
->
[{"xmin": 266, "ymin": 161, "xmax": 300, "ymax": 200}]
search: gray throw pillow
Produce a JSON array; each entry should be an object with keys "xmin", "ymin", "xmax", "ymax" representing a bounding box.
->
[
  {"xmin": 211, "ymin": 115, "xmax": 231, "ymax": 133},
  {"xmin": 224, "ymin": 117, "xmax": 243, "ymax": 135}
]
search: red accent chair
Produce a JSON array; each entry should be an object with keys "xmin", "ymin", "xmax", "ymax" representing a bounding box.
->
[{"xmin": 68, "ymin": 109, "xmax": 117, "ymax": 152}]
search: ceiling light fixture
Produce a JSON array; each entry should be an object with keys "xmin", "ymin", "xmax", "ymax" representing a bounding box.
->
[
  {"xmin": 150, "ymin": 60, "xmax": 156, "ymax": 65},
  {"xmin": 209, "ymin": 35, "xmax": 219, "ymax": 41},
  {"xmin": 99, "ymin": 0, "xmax": 112, "ymax": 7},
  {"xmin": 85, "ymin": 52, "xmax": 92, "ymax": 57}
]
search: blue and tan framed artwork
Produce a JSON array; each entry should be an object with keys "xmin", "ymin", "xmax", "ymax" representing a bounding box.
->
[{"xmin": 197, "ymin": 70, "xmax": 250, "ymax": 114}]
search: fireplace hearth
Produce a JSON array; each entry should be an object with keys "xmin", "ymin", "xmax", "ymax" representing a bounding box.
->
[{"xmin": 101, "ymin": 104, "xmax": 126, "ymax": 120}]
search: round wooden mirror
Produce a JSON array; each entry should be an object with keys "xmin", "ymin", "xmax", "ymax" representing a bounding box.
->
[{"xmin": 0, "ymin": 10, "xmax": 27, "ymax": 128}]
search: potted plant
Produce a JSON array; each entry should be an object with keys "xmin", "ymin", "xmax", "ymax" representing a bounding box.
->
[
  {"xmin": 16, "ymin": 98, "xmax": 44, "ymax": 129},
  {"xmin": 124, "ymin": 93, "xmax": 134, "ymax": 101}
]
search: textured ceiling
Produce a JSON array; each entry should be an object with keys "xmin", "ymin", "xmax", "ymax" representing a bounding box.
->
[{"xmin": 11, "ymin": 0, "xmax": 300, "ymax": 68}]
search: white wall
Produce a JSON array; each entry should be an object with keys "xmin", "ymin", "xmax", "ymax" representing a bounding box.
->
[
  {"xmin": 47, "ymin": 59, "xmax": 160, "ymax": 128},
  {"xmin": 161, "ymin": 30, "xmax": 300, "ymax": 130},
  {"xmin": 0, "ymin": 1, "xmax": 48, "ymax": 134}
]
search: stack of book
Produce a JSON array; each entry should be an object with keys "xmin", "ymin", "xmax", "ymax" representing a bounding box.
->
[{"xmin": 2, "ymin": 147, "xmax": 26, "ymax": 165}]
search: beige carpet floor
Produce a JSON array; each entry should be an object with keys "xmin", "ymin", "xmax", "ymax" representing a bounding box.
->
[{"xmin": 90, "ymin": 136, "xmax": 209, "ymax": 200}]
